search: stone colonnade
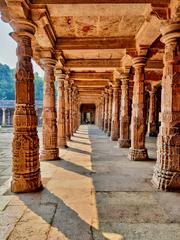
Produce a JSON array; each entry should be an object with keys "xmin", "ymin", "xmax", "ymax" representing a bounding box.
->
[
  {"xmin": 10, "ymin": 20, "xmax": 80, "ymax": 192},
  {"xmin": 97, "ymin": 18, "xmax": 180, "ymax": 191},
  {"xmin": 9, "ymin": 15, "xmax": 180, "ymax": 192}
]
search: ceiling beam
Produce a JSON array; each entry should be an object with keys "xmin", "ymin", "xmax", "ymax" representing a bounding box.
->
[
  {"xmin": 65, "ymin": 59, "xmax": 122, "ymax": 68},
  {"xmin": 31, "ymin": 0, "xmax": 170, "ymax": 4},
  {"xmin": 70, "ymin": 72, "xmax": 112, "ymax": 80},
  {"xmin": 56, "ymin": 37, "xmax": 135, "ymax": 50}
]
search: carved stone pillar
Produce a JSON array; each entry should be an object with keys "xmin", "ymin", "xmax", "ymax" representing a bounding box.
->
[
  {"xmin": 107, "ymin": 87, "xmax": 113, "ymax": 136},
  {"xmin": 104, "ymin": 89, "xmax": 109, "ymax": 133},
  {"xmin": 69, "ymin": 87, "xmax": 73, "ymax": 136},
  {"xmin": 128, "ymin": 57, "xmax": 148, "ymax": 160},
  {"xmin": 55, "ymin": 70, "xmax": 67, "ymax": 148},
  {"xmin": 119, "ymin": 73, "xmax": 131, "ymax": 148},
  {"xmin": 64, "ymin": 79, "xmax": 71, "ymax": 140},
  {"xmin": 152, "ymin": 19, "xmax": 180, "ymax": 191},
  {"xmin": 101, "ymin": 94, "xmax": 105, "ymax": 130},
  {"xmin": 111, "ymin": 79, "xmax": 120, "ymax": 141},
  {"xmin": 40, "ymin": 58, "xmax": 59, "ymax": 161},
  {"xmin": 2, "ymin": 108, "xmax": 6, "ymax": 127},
  {"xmin": 10, "ymin": 20, "xmax": 42, "ymax": 192},
  {"xmin": 148, "ymin": 88, "xmax": 157, "ymax": 136}
]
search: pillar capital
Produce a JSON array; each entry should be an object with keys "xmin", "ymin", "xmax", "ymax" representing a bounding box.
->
[
  {"xmin": 120, "ymin": 73, "xmax": 130, "ymax": 83},
  {"xmin": 161, "ymin": 18, "xmax": 180, "ymax": 44},
  {"xmin": 132, "ymin": 56, "xmax": 147, "ymax": 68},
  {"xmin": 41, "ymin": 58, "xmax": 57, "ymax": 70},
  {"xmin": 9, "ymin": 19, "xmax": 36, "ymax": 41}
]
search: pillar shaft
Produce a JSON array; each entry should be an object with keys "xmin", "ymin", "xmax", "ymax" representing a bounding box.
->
[
  {"xmin": 2, "ymin": 108, "xmax": 6, "ymax": 127},
  {"xmin": 56, "ymin": 71, "xmax": 67, "ymax": 148},
  {"xmin": 41, "ymin": 59, "xmax": 59, "ymax": 160},
  {"xmin": 148, "ymin": 89, "xmax": 157, "ymax": 136},
  {"xmin": 104, "ymin": 90, "xmax": 109, "ymax": 132},
  {"xmin": 10, "ymin": 22, "xmax": 42, "ymax": 192},
  {"xmin": 119, "ymin": 74, "xmax": 131, "ymax": 148},
  {"xmin": 69, "ymin": 88, "xmax": 73, "ymax": 136},
  {"xmin": 152, "ymin": 19, "xmax": 180, "ymax": 191},
  {"xmin": 107, "ymin": 88, "xmax": 113, "ymax": 136},
  {"xmin": 111, "ymin": 81, "xmax": 120, "ymax": 141},
  {"xmin": 128, "ymin": 57, "xmax": 148, "ymax": 160},
  {"xmin": 64, "ymin": 80, "xmax": 71, "ymax": 140},
  {"xmin": 101, "ymin": 95, "xmax": 105, "ymax": 130}
]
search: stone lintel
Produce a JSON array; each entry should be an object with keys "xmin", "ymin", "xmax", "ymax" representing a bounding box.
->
[
  {"xmin": 56, "ymin": 37, "xmax": 135, "ymax": 50},
  {"xmin": 31, "ymin": 0, "xmax": 170, "ymax": 4}
]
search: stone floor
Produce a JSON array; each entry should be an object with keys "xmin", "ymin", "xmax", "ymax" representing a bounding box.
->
[{"xmin": 0, "ymin": 125, "xmax": 180, "ymax": 240}]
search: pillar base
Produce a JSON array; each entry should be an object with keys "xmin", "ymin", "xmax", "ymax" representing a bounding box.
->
[
  {"xmin": 128, "ymin": 148, "xmax": 148, "ymax": 161},
  {"xmin": 118, "ymin": 139, "xmax": 131, "ymax": 148},
  {"xmin": 40, "ymin": 149, "xmax": 59, "ymax": 161},
  {"xmin": 59, "ymin": 144, "xmax": 68, "ymax": 149},
  {"xmin": 107, "ymin": 131, "xmax": 111, "ymax": 137},
  {"xmin": 11, "ymin": 171, "xmax": 43, "ymax": 193},
  {"xmin": 152, "ymin": 168, "xmax": 180, "ymax": 191},
  {"xmin": 111, "ymin": 136, "xmax": 118, "ymax": 141}
]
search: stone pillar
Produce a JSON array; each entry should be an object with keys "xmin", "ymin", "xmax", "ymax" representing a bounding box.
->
[
  {"xmin": 2, "ymin": 108, "xmax": 6, "ymax": 127},
  {"xmin": 101, "ymin": 93, "xmax": 105, "ymax": 131},
  {"xmin": 107, "ymin": 87, "xmax": 113, "ymax": 136},
  {"xmin": 111, "ymin": 79, "xmax": 120, "ymax": 141},
  {"xmin": 10, "ymin": 20, "xmax": 42, "ymax": 192},
  {"xmin": 152, "ymin": 19, "xmax": 180, "ymax": 191},
  {"xmin": 69, "ymin": 87, "xmax": 73, "ymax": 136},
  {"xmin": 119, "ymin": 73, "xmax": 131, "ymax": 148},
  {"xmin": 148, "ymin": 88, "xmax": 157, "ymax": 136},
  {"xmin": 64, "ymin": 79, "xmax": 71, "ymax": 140},
  {"xmin": 104, "ymin": 89, "xmax": 109, "ymax": 133},
  {"xmin": 128, "ymin": 56, "xmax": 148, "ymax": 161},
  {"xmin": 40, "ymin": 58, "xmax": 59, "ymax": 161},
  {"xmin": 55, "ymin": 70, "xmax": 67, "ymax": 148}
]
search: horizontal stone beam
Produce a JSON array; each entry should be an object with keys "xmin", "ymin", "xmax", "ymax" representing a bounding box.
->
[
  {"xmin": 56, "ymin": 37, "xmax": 135, "ymax": 50},
  {"xmin": 70, "ymin": 72, "xmax": 112, "ymax": 80},
  {"xmin": 31, "ymin": 0, "xmax": 170, "ymax": 4},
  {"xmin": 66, "ymin": 59, "xmax": 163, "ymax": 70},
  {"xmin": 75, "ymin": 80, "xmax": 108, "ymax": 87}
]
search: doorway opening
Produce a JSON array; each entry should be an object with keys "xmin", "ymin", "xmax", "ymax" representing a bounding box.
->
[{"xmin": 80, "ymin": 104, "xmax": 96, "ymax": 124}]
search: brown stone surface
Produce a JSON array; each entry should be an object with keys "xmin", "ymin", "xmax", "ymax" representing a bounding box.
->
[
  {"xmin": 118, "ymin": 73, "xmax": 131, "ymax": 148},
  {"xmin": 56, "ymin": 70, "xmax": 67, "ymax": 149},
  {"xmin": 152, "ymin": 18, "xmax": 180, "ymax": 191},
  {"xmin": 128, "ymin": 56, "xmax": 148, "ymax": 161},
  {"xmin": 10, "ymin": 21, "xmax": 42, "ymax": 193},
  {"xmin": 40, "ymin": 58, "xmax": 59, "ymax": 161}
]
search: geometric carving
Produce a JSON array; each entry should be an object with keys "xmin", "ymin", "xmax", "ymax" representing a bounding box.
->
[
  {"xmin": 10, "ymin": 21, "xmax": 42, "ymax": 192},
  {"xmin": 152, "ymin": 18, "xmax": 180, "ymax": 191},
  {"xmin": 128, "ymin": 56, "xmax": 148, "ymax": 160},
  {"xmin": 40, "ymin": 58, "xmax": 59, "ymax": 161}
]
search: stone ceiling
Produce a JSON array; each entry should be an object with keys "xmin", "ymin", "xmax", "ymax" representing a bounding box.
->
[{"xmin": 0, "ymin": 0, "xmax": 171, "ymax": 104}]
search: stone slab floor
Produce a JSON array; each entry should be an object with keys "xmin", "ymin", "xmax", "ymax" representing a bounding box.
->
[{"xmin": 0, "ymin": 125, "xmax": 180, "ymax": 240}]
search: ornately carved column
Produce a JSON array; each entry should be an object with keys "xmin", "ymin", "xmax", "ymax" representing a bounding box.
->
[
  {"xmin": 10, "ymin": 20, "xmax": 42, "ymax": 192},
  {"xmin": 148, "ymin": 88, "xmax": 157, "ymax": 136},
  {"xmin": 101, "ymin": 94, "xmax": 105, "ymax": 130},
  {"xmin": 104, "ymin": 88, "xmax": 109, "ymax": 133},
  {"xmin": 128, "ymin": 56, "xmax": 148, "ymax": 160},
  {"xmin": 64, "ymin": 79, "xmax": 71, "ymax": 140},
  {"xmin": 69, "ymin": 87, "xmax": 73, "ymax": 137},
  {"xmin": 107, "ymin": 87, "xmax": 113, "ymax": 136},
  {"xmin": 119, "ymin": 73, "xmax": 131, "ymax": 148},
  {"xmin": 55, "ymin": 70, "xmax": 67, "ymax": 148},
  {"xmin": 152, "ymin": 18, "xmax": 180, "ymax": 191},
  {"xmin": 111, "ymin": 79, "xmax": 120, "ymax": 141},
  {"xmin": 40, "ymin": 58, "xmax": 59, "ymax": 160}
]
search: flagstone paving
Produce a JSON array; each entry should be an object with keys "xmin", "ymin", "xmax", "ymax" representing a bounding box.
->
[{"xmin": 0, "ymin": 125, "xmax": 180, "ymax": 240}]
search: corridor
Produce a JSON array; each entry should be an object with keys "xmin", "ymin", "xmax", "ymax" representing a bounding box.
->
[{"xmin": 0, "ymin": 125, "xmax": 180, "ymax": 240}]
